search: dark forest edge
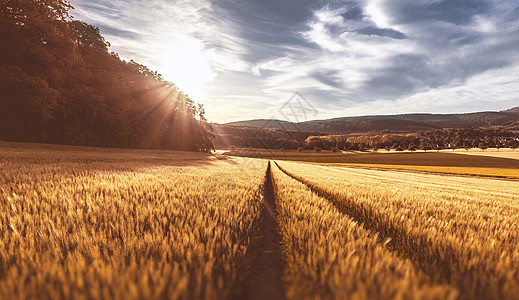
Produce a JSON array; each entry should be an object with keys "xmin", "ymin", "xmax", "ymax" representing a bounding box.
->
[{"xmin": 0, "ymin": 0, "xmax": 214, "ymax": 152}]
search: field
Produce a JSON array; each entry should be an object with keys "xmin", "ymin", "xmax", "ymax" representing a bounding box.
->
[
  {"xmin": 270, "ymin": 162, "xmax": 456, "ymax": 300},
  {"xmin": 274, "ymin": 161, "xmax": 519, "ymax": 299},
  {"xmin": 226, "ymin": 148, "xmax": 519, "ymax": 178},
  {"xmin": 1, "ymin": 142, "xmax": 519, "ymax": 299},
  {"xmin": 0, "ymin": 142, "xmax": 267, "ymax": 299},
  {"xmin": 450, "ymin": 148, "xmax": 519, "ymax": 160}
]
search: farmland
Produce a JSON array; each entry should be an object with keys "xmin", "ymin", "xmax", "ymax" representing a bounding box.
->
[
  {"xmin": 275, "ymin": 161, "xmax": 519, "ymax": 299},
  {"xmin": 0, "ymin": 142, "xmax": 266, "ymax": 299},
  {"xmin": 1, "ymin": 142, "xmax": 519, "ymax": 299},
  {"xmin": 270, "ymin": 162, "xmax": 456, "ymax": 300},
  {"xmin": 226, "ymin": 148, "xmax": 519, "ymax": 178},
  {"xmin": 451, "ymin": 148, "xmax": 519, "ymax": 160}
]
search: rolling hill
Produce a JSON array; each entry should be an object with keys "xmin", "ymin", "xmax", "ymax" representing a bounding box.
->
[
  {"xmin": 502, "ymin": 106, "xmax": 519, "ymax": 114},
  {"xmin": 213, "ymin": 106, "xmax": 519, "ymax": 149},
  {"xmin": 225, "ymin": 107, "xmax": 519, "ymax": 134}
]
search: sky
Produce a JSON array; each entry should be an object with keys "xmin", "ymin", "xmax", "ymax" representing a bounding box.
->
[{"xmin": 69, "ymin": 0, "xmax": 519, "ymax": 123}]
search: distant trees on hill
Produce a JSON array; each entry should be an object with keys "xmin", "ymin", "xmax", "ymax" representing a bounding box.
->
[
  {"xmin": 0, "ymin": 0, "xmax": 214, "ymax": 152},
  {"xmin": 217, "ymin": 124, "xmax": 519, "ymax": 151},
  {"xmin": 303, "ymin": 128, "xmax": 518, "ymax": 151}
]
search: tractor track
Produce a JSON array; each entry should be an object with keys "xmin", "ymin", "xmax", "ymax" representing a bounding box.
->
[{"xmin": 243, "ymin": 161, "xmax": 285, "ymax": 300}]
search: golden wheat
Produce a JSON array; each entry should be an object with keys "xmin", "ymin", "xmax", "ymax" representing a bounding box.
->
[
  {"xmin": 0, "ymin": 143, "xmax": 266, "ymax": 300},
  {"xmin": 276, "ymin": 161, "xmax": 519, "ymax": 299},
  {"xmin": 270, "ymin": 163, "xmax": 456, "ymax": 300}
]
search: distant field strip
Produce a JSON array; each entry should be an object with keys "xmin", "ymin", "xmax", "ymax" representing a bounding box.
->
[
  {"xmin": 451, "ymin": 150, "xmax": 519, "ymax": 160},
  {"xmin": 323, "ymin": 163, "xmax": 519, "ymax": 178},
  {"xmin": 270, "ymin": 163, "xmax": 456, "ymax": 300},
  {"xmin": 323, "ymin": 164, "xmax": 519, "ymax": 199},
  {"xmin": 0, "ymin": 145, "xmax": 267, "ymax": 299},
  {"xmin": 227, "ymin": 150, "xmax": 519, "ymax": 178},
  {"xmin": 275, "ymin": 161, "xmax": 519, "ymax": 300}
]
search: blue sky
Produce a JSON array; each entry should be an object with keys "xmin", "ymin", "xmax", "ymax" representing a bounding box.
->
[{"xmin": 70, "ymin": 0, "xmax": 519, "ymax": 123}]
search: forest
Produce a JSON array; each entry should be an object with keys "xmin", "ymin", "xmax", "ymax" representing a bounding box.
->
[
  {"xmin": 217, "ymin": 125, "xmax": 519, "ymax": 151},
  {"xmin": 305, "ymin": 128, "xmax": 519, "ymax": 152},
  {"xmin": 0, "ymin": 0, "xmax": 214, "ymax": 152}
]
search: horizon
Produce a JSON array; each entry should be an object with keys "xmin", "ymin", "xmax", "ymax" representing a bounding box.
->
[
  {"xmin": 218, "ymin": 104, "xmax": 518, "ymax": 124},
  {"xmin": 69, "ymin": 0, "xmax": 519, "ymax": 123}
]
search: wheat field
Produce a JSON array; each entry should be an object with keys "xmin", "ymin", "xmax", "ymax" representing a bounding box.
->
[
  {"xmin": 270, "ymin": 162, "xmax": 456, "ymax": 300},
  {"xmin": 275, "ymin": 160, "xmax": 519, "ymax": 299},
  {"xmin": 1, "ymin": 142, "xmax": 519, "ymax": 299},
  {"xmin": 0, "ymin": 143, "xmax": 266, "ymax": 299}
]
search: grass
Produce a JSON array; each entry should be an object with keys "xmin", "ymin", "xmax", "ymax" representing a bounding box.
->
[
  {"xmin": 0, "ymin": 142, "xmax": 266, "ymax": 299},
  {"xmin": 276, "ymin": 161, "xmax": 519, "ymax": 299}
]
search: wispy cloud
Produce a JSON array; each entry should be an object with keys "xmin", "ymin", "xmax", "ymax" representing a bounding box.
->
[
  {"xmin": 70, "ymin": 0, "xmax": 519, "ymax": 122},
  {"xmin": 251, "ymin": 0, "xmax": 519, "ymax": 120}
]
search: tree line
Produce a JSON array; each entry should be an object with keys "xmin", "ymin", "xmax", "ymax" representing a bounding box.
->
[
  {"xmin": 303, "ymin": 128, "xmax": 519, "ymax": 152},
  {"xmin": 0, "ymin": 0, "xmax": 214, "ymax": 152}
]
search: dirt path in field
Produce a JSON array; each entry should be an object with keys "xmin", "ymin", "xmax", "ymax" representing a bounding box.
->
[{"xmin": 244, "ymin": 161, "xmax": 285, "ymax": 300}]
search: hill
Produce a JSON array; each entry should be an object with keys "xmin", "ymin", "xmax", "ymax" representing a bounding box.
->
[
  {"xmin": 502, "ymin": 106, "xmax": 519, "ymax": 114},
  {"xmin": 213, "ymin": 123, "xmax": 324, "ymax": 150},
  {"xmin": 215, "ymin": 108, "xmax": 519, "ymax": 149},
  {"xmin": 225, "ymin": 110, "xmax": 519, "ymax": 134}
]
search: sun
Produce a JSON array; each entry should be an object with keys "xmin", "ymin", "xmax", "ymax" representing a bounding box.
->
[{"xmin": 155, "ymin": 36, "xmax": 215, "ymax": 100}]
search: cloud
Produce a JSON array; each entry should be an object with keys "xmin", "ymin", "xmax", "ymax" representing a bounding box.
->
[
  {"xmin": 69, "ymin": 0, "xmax": 519, "ymax": 123},
  {"xmin": 251, "ymin": 0, "xmax": 519, "ymax": 121}
]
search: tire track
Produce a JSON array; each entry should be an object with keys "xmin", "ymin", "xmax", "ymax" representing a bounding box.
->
[
  {"xmin": 244, "ymin": 161, "xmax": 285, "ymax": 300},
  {"xmin": 274, "ymin": 161, "xmax": 497, "ymax": 300}
]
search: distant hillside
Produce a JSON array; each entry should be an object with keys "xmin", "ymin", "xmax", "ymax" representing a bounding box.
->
[
  {"xmin": 225, "ymin": 110, "xmax": 519, "ymax": 134},
  {"xmin": 502, "ymin": 106, "xmax": 519, "ymax": 114},
  {"xmin": 213, "ymin": 124, "xmax": 324, "ymax": 149}
]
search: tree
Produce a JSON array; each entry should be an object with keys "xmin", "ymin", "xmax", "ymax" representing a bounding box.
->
[
  {"xmin": 0, "ymin": 0, "xmax": 215, "ymax": 151},
  {"xmin": 507, "ymin": 140, "xmax": 518, "ymax": 151},
  {"xmin": 478, "ymin": 142, "xmax": 488, "ymax": 151},
  {"xmin": 419, "ymin": 141, "xmax": 431, "ymax": 152}
]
